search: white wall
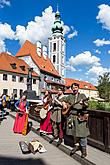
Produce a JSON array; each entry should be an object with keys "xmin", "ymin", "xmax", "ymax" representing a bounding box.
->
[
  {"xmin": 79, "ymin": 89, "xmax": 99, "ymax": 98},
  {"xmin": 0, "ymin": 72, "xmax": 39, "ymax": 98},
  {"xmin": 18, "ymin": 56, "xmax": 40, "ymax": 75}
]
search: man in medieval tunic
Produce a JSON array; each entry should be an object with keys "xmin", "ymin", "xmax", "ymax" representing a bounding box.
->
[
  {"xmin": 63, "ymin": 83, "xmax": 90, "ymax": 158},
  {"xmin": 50, "ymin": 87, "xmax": 65, "ymax": 146}
]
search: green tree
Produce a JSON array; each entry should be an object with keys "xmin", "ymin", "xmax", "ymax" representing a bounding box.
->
[{"xmin": 97, "ymin": 72, "xmax": 110, "ymax": 101}]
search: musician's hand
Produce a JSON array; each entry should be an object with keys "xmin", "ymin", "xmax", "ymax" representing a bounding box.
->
[
  {"xmin": 79, "ymin": 99, "xmax": 83, "ymax": 104},
  {"xmin": 62, "ymin": 102, "xmax": 67, "ymax": 109}
]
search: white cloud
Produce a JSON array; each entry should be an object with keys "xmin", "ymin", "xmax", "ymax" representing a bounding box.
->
[
  {"xmin": 0, "ymin": 0, "xmax": 10, "ymax": 8},
  {"xmin": 66, "ymin": 65, "xmax": 76, "ymax": 72},
  {"xmin": 96, "ymin": 4, "xmax": 110, "ymax": 31},
  {"xmin": 93, "ymin": 38, "xmax": 110, "ymax": 47},
  {"xmin": 0, "ymin": 23, "xmax": 15, "ymax": 52},
  {"xmin": 68, "ymin": 51, "xmax": 100, "ymax": 66},
  {"xmin": 0, "ymin": 40, "xmax": 6, "ymax": 52},
  {"xmin": 68, "ymin": 30, "xmax": 78, "ymax": 39},
  {"xmin": 15, "ymin": 6, "xmax": 74, "ymax": 45},
  {"xmin": 95, "ymin": 49, "xmax": 101, "ymax": 54},
  {"xmin": 87, "ymin": 66, "xmax": 110, "ymax": 76},
  {"xmin": 0, "ymin": 23, "xmax": 15, "ymax": 40},
  {"xmin": 108, "ymin": 50, "xmax": 110, "ymax": 54}
]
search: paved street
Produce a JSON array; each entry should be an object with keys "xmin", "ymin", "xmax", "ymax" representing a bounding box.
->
[{"xmin": 0, "ymin": 115, "xmax": 81, "ymax": 165}]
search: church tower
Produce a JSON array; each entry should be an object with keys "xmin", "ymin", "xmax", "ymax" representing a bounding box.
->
[{"xmin": 48, "ymin": 8, "xmax": 66, "ymax": 78}]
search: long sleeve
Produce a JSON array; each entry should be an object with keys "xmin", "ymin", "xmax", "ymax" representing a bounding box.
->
[
  {"xmin": 26, "ymin": 101, "xmax": 29, "ymax": 113},
  {"xmin": 15, "ymin": 100, "xmax": 20, "ymax": 109}
]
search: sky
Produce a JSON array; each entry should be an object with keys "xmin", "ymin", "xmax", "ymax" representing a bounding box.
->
[{"xmin": 0, "ymin": 0, "xmax": 110, "ymax": 85}]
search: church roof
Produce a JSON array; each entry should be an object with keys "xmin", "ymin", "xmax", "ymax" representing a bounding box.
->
[
  {"xmin": 0, "ymin": 52, "xmax": 38, "ymax": 77},
  {"xmin": 16, "ymin": 40, "xmax": 60, "ymax": 78}
]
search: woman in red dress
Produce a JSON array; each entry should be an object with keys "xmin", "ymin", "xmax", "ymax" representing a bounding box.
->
[
  {"xmin": 13, "ymin": 95, "xmax": 29, "ymax": 134},
  {"xmin": 40, "ymin": 90, "xmax": 52, "ymax": 135}
]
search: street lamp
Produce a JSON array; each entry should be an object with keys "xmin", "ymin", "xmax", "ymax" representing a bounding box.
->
[
  {"xmin": 23, "ymin": 67, "xmax": 39, "ymax": 100},
  {"xmin": 27, "ymin": 67, "xmax": 33, "ymax": 91}
]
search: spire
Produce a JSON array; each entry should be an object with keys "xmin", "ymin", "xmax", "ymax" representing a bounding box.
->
[
  {"xmin": 57, "ymin": 3, "xmax": 59, "ymax": 12},
  {"xmin": 51, "ymin": 6, "xmax": 63, "ymax": 36}
]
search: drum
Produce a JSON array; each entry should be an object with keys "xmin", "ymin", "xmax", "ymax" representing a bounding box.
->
[{"xmin": 40, "ymin": 108, "xmax": 47, "ymax": 119}]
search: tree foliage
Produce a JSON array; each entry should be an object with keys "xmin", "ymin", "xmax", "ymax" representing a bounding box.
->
[{"xmin": 97, "ymin": 72, "xmax": 110, "ymax": 101}]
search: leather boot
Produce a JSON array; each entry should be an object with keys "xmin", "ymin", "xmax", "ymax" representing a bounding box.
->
[
  {"xmin": 70, "ymin": 145, "xmax": 80, "ymax": 156},
  {"xmin": 49, "ymin": 136, "xmax": 58, "ymax": 144},
  {"xmin": 57, "ymin": 138, "xmax": 62, "ymax": 146},
  {"xmin": 81, "ymin": 147, "xmax": 87, "ymax": 158}
]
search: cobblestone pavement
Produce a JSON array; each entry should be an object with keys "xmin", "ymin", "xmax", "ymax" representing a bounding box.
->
[{"xmin": 0, "ymin": 114, "xmax": 81, "ymax": 165}]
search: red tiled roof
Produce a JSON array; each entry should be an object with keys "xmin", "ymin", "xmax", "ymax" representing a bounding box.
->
[
  {"xmin": 64, "ymin": 78, "xmax": 97, "ymax": 91},
  {"xmin": 16, "ymin": 40, "xmax": 60, "ymax": 78},
  {"xmin": 0, "ymin": 52, "xmax": 38, "ymax": 77}
]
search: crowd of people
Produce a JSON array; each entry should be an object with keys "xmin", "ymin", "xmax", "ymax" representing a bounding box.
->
[
  {"xmin": 0, "ymin": 93, "xmax": 15, "ymax": 119},
  {"xmin": 0, "ymin": 82, "xmax": 90, "ymax": 158},
  {"xmin": 39, "ymin": 83, "xmax": 90, "ymax": 158}
]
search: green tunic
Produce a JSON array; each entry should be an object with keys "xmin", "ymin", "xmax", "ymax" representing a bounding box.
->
[
  {"xmin": 64, "ymin": 93, "xmax": 90, "ymax": 137},
  {"xmin": 51, "ymin": 95, "xmax": 64, "ymax": 123}
]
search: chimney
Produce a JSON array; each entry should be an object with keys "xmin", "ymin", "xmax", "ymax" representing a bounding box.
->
[
  {"xmin": 42, "ymin": 45, "xmax": 48, "ymax": 60},
  {"xmin": 36, "ymin": 41, "xmax": 41, "ymax": 57}
]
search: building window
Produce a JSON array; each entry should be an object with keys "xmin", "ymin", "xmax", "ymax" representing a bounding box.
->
[
  {"xmin": 10, "ymin": 63, "xmax": 16, "ymax": 69},
  {"xmin": 3, "ymin": 89, "xmax": 8, "ymax": 95},
  {"xmin": 19, "ymin": 89, "xmax": 23, "ymax": 97},
  {"xmin": 3, "ymin": 74, "xmax": 7, "ymax": 81},
  {"xmin": 12, "ymin": 75, "xmax": 16, "ymax": 82},
  {"xmin": 53, "ymin": 43, "xmax": 56, "ymax": 52},
  {"xmin": 53, "ymin": 55, "xmax": 56, "ymax": 63},
  {"xmin": 19, "ymin": 76, "xmax": 24, "ymax": 83},
  {"xmin": 33, "ymin": 79, "xmax": 36, "ymax": 84},
  {"xmin": 13, "ymin": 89, "xmax": 17, "ymax": 97},
  {"xmin": 20, "ymin": 65, "xmax": 25, "ymax": 71}
]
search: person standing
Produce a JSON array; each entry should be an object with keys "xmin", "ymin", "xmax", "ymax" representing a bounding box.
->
[
  {"xmin": 50, "ymin": 88, "xmax": 65, "ymax": 146},
  {"xmin": 10, "ymin": 93, "xmax": 15, "ymax": 111},
  {"xmin": 13, "ymin": 94, "xmax": 29, "ymax": 134},
  {"xmin": 63, "ymin": 83, "xmax": 90, "ymax": 158},
  {"xmin": 40, "ymin": 90, "xmax": 52, "ymax": 135}
]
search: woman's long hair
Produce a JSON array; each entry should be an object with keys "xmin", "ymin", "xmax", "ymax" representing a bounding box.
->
[{"xmin": 43, "ymin": 90, "xmax": 52, "ymax": 108}]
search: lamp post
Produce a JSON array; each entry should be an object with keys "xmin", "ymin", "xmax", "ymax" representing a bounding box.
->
[
  {"xmin": 27, "ymin": 67, "xmax": 33, "ymax": 91},
  {"xmin": 23, "ymin": 67, "xmax": 39, "ymax": 100}
]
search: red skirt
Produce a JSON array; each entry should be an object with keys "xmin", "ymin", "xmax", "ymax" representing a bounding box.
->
[
  {"xmin": 40, "ymin": 111, "xmax": 52, "ymax": 134},
  {"xmin": 13, "ymin": 112, "xmax": 28, "ymax": 134}
]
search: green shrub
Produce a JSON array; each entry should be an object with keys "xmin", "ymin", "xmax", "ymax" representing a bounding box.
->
[{"xmin": 88, "ymin": 100, "xmax": 110, "ymax": 111}]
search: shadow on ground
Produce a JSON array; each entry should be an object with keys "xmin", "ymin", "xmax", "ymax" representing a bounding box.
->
[{"xmin": 0, "ymin": 156, "xmax": 47, "ymax": 165}]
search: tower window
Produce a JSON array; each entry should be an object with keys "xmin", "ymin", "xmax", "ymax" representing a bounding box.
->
[
  {"xmin": 53, "ymin": 55, "xmax": 56, "ymax": 63},
  {"xmin": 53, "ymin": 43, "xmax": 56, "ymax": 52}
]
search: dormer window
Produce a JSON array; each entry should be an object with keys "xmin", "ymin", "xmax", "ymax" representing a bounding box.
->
[
  {"xmin": 10, "ymin": 63, "xmax": 16, "ymax": 69},
  {"xmin": 20, "ymin": 65, "xmax": 25, "ymax": 71},
  {"xmin": 42, "ymin": 65, "xmax": 45, "ymax": 68},
  {"xmin": 84, "ymin": 85, "xmax": 88, "ymax": 89},
  {"xmin": 44, "ymin": 76, "xmax": 47, "ymax": 80}
]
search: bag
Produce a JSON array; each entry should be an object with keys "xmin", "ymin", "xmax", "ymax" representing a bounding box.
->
[
  {"xmin": 28, "ymin": 139, "xmax": 47, "ymax": 154},
  {"xmin": 22, "ymin": 113, "xmax": 28, "ymax": 136},
  {"xmin": 19, "ymin": 141, "xmax": 30, "ymax": 154}
]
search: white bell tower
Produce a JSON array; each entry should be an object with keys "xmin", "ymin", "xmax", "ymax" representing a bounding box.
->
[{"xmin": 48, "ymin": 8, "xmax": 66, "ymax": 78}]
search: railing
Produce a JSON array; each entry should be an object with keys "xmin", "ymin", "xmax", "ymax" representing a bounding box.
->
[
  {"xmin": 88, "ymin": 109, "xmax": 110, "ymax": 153},
  {"xmin": 29, "ymin": 101, "xmax": 110, "ymax": 153}
]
